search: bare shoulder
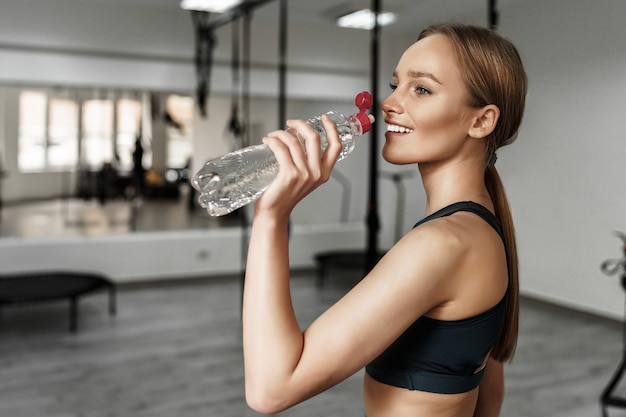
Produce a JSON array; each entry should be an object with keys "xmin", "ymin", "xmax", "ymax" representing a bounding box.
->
[
  {"xmin": 399, "ymin": 211, "xmax": 508, "ymax": 319},
  {"xmin": 389, "ymin": 213, "xmax": 476, "ymax": 275},
  {"xmin": 404, "ymin": 210, "xmax": 504, "ymax": 259},
  {"xmin": 367, "ymin": 216, "xmax": 473, "ymax": 312}
]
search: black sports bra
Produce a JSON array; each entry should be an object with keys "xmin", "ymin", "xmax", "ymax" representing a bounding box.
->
[{"xmin": 365, "ymin": 201, "xmax": 509, "ymax": 394}]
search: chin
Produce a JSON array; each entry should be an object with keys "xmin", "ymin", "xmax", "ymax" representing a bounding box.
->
[{"xmin": 382, "ymin": 145, "xmax": 416, "ymax": 165}]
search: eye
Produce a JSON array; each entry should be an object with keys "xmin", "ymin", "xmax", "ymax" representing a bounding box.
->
[
  {"xmin": 414, "ymin": 86, "xmax": 431, "ymax": 95},
  {"xmin": 389, "ymin": 82, "xmax": 398, "ymax": 91}
]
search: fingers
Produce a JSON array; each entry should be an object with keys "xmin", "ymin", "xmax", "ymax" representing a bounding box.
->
[
  {"xmin": 255, "ymin": 116, "xmax": 343, "ymax": 217},
  {"xmin": 262, "ymin": 115, "xmax": 342, "ymax": 195},
  {"xmin": 320, "ymin": 114, "xmax": 343, "ymax": 169},
  {"xmin": 286, "ymin": 115, "xmax": 341, "ymax": 171},
  {"xmin": 263, "ymin": 130, "xmax": 302, "ymax": 167},
  {"xmin": 285, "ymin": 119, "xmax": 322, "ymax": 163}
]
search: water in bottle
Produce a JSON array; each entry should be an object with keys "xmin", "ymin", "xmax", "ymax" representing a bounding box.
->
[{"xmin": 191, "ymin": 91, "xmax": 374, "ymax": 216}]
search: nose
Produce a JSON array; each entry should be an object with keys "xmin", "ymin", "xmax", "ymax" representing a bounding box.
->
[{"xmin": 382, "ymin": 92, "xmax": 402, "ymax": 115}]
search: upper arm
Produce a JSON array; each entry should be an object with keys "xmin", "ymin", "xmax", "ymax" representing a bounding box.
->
[
  {"xmin": 474, "ymin": 357, "xmax": 504, "ymax": 417},
  {"xmin": 286, "ymin": 222, "xmax": 467, "ymax": 401}
]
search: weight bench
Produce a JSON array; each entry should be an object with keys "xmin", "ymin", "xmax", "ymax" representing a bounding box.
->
[{"xmin": 0, "ymin": 271, "xmax": 116, "ymax": 332}]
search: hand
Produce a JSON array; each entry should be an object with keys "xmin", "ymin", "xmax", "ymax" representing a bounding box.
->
[{"xmin": 254, "ymin": 114, "xmax": 343, "ymax": 221}]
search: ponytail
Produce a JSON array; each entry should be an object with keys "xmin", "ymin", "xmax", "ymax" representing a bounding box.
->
[
  {"xmin": 419, "ymin": 23, "xmax": 526, "ymax": 362},
  {"xmin": 485, "ymin": 165, "xmax": 519, "ymax": 362}
]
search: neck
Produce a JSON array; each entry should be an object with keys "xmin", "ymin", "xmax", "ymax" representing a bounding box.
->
[{"xmin": 419, "ymin": 159, "xmax": 492, "ymax": 216}]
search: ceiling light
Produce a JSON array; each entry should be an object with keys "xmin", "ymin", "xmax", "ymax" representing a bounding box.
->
[
  {"xmin": 336, "ymin": 9, "xmax": 397, "ymax": 30},
  {"xmin": 180, "ymin": 0, "xmax": 243, "ymax": 13}
]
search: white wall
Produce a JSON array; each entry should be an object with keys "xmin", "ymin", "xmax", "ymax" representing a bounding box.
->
[
  {"xmin": 3, "ymin": 0, "xmax": 626, "ymax": 320},
  {"xmin": 0, "ymin": 223, "xmax": 366, "ymax": 283},
  {"xmin": 0, "ymin": 0, "xmax": 375, "ymax": 98},
  {"xmin": 496, "ymin": 1, "xmax": 626, "ymax": 319}
]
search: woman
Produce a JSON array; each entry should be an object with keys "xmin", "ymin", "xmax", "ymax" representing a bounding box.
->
[{"xmin": 242, "ymin": 23, "xmax": 526, "ymax": 417}]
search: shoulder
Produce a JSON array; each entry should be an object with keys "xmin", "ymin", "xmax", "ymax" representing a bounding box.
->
[
  {"xmin": 401, "ymin": 213, "xmax": 475, "ymax": 266},
  {"xmin": 399, "ymin": 210, "xmax": 507, "ymax": 318},
  {"xmin": 386, "ymin": 211, "xmax": 498, "ymax": 292},
  {"xmin": 409, "ymin": 209, "xmax": 501, "ymax": 254},
  {"xmin": 370, "ymin": 215, "xmax": 473, "ymax": 308}
]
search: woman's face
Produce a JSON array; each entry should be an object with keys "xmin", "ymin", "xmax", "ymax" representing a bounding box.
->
[{"xmin": 382, "ymin": 34, "xmax": 480, "ymax": 166}]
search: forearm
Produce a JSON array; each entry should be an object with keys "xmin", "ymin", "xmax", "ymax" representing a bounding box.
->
[
  {"xmin": 242, "ymin": 213, "xmax": 304, "ymax": 409},
  {"xmin": 241, "ymin": 118, "xmax": 344, "ymax": 413}
]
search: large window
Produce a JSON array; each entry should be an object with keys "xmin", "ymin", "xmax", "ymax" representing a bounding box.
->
[
  {"xmin": 48, "ymin": 97, "xmax": 79, "ymax": 168},
  {"xmin": 81, "ymin": 98, "xmax": 114, "ymax": 169},
  {"xmin": 166, "ymin": 94, "xmax": 194, "ymax": 169},
  {"xmin": 18, "ymin": 91, "xmax": 46, "ymax": 172},
  {"xmin": 18, "ymin": 91, "xmax": 78, "ymax": 172},
  {"xmin": 17, "ymin": 89, "xmax": 193, "ymax": 174}
]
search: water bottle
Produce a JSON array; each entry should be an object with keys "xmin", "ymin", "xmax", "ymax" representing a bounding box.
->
[{"xmin": 191, "ymin": 91, "xmax": 374, "ymax": 216}]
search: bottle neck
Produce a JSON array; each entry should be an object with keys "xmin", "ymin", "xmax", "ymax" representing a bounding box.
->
[{"xmin": 349, "ymin": 113, "xmax": 374, "ymax": 136}]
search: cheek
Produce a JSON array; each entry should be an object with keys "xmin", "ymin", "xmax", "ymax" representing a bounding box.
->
[
  {"xmin": 382, "ymin": 103, "xmax": 470, "ymax": 164},
  {"xmin": 411, "ymin": 104, "xmax": 469, "ymax": 149},
  {"xmin": 414, "ymin": 105, "xmax": 460, "ymax": 132}
]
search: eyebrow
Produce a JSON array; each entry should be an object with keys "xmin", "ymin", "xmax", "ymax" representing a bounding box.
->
[{"xmin": 392, "ymin": 70, "xmax": 443, "ymax": 85}]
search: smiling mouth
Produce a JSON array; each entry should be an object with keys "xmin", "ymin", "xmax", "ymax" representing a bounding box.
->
[{"xmin": 386, "ymin": 123, "xmax": 414, "ymax": 133}]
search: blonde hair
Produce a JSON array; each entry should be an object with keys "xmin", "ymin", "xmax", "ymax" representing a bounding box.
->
[{"xmin": 419, "ymin": 23, "xmax": 527, "ymax": 362}]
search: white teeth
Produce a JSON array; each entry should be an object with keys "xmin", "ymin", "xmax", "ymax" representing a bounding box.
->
[{"xmin": 387, "ymin": 124, "xmax": 414, "ymax": 133}]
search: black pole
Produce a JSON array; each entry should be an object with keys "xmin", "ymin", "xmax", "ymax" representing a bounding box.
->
[
  {"xmin": 278, "ymin": 0, "xmax": 287, "ymax": 128},
  {"xmin": 278, "ymin": 0, "xmax": 293, "ymax": 239},
  {"xmin": 488, "ymin": 0, "xmax": 499, "ymax": 29},
  {"xmin": 242, "ymin": 12, "xmax": 252, "ymax": 149},
  {"xmin": 366, "ymin": 0, "xmax": 381, "ymax": 271},
  {"xmin": 240, "ymin": 10, "xmax": 253, "ymax": 308}
]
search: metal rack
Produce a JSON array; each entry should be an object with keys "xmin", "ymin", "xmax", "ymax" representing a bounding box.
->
[{"xmin": 600, "ymin": 231, "xmax": 626, "ymax": 417}]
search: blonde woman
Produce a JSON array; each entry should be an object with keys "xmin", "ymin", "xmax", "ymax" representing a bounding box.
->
[{"xmin": 242, "ymin": 23, "xmax": 526, "ymax": 417}]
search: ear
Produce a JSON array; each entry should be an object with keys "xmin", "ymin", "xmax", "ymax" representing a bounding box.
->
[{"xmin": 468, "ymin": 104, "xmax": 500, "ymax": 139}]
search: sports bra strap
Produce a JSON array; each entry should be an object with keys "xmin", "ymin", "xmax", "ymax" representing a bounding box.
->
[{"xmin": 413, "ymin": 201, "xmax": 503, "ymax": 240}]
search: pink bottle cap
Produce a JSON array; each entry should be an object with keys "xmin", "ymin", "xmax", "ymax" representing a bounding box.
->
[{"xmin": 353, "ymin": 91, "xmax": 374, "ymax": 133}]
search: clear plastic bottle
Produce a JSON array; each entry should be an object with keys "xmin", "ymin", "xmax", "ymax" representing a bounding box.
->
[{"xmin": 191, "ymin": 91, "xmax": 374, "ymax": 216}]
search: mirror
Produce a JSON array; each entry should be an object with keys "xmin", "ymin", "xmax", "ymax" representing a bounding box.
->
[{"xmin": 0, "ymin": 85, "xmax": 239, "ymax": 239}]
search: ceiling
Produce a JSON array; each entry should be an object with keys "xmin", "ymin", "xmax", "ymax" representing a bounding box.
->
[{"xmin": 95, "ymin": 0, "xmax": 521, "ymax": 34}]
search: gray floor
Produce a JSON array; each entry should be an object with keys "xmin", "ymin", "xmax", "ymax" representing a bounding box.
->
[
  {"xmin": 1, "ymin": 198, "xmax": 626, "ymax": 416},
  {"xmin": 1, "ymin": 271, "xmax": 625, "ymax": 417},
  {"xmin": 0, "ymin": 192, "xmax": 238, "ymax": 240}
]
